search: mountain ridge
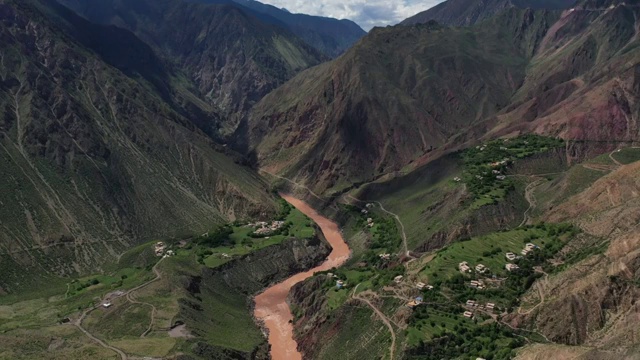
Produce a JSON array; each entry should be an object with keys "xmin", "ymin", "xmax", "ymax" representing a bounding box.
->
[
  {"xmin": 401, "ymin": 0, "xmax": 576, "ymax": 26},
  {"xmin": 0, "ymin": 0, "xmax": 278, "ymax": 291},
  {"xmin": 57, "ymin": 0, "xmax": 328, "ymax": 134}
]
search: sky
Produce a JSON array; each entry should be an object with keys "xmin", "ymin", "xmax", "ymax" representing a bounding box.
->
[{"xmin": 257, "ymin": 0, "xmax": 445, "ymax": 30}]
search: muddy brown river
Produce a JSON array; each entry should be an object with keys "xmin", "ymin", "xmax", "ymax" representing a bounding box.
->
[{"xmin": 254, "ymin": 195, "xmax": 350, "ymax": 360}]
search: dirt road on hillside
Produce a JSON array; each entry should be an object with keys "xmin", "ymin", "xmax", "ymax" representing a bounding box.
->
[{"xmin": 72, "ymin": 257, "xmax": 165, "ymax": 359}]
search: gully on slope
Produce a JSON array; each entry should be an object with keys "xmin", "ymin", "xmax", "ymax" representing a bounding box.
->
[{"xmin": 254, "ymin": 194, "xmax": 351, "ymax": 360}]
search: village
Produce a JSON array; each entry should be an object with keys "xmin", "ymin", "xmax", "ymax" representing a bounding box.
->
[
  {"xmin": 320, "ymin": 200, "xmax": 577, "ymax": 360},
  {"xmin": 248, "ymin": 220, "xmax": 286, "ymax": 236}
]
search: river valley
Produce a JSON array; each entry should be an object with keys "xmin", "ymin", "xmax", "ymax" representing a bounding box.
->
[{"xmin": 254, "ymin": 195, "xmax": 351, "ymax": 360}]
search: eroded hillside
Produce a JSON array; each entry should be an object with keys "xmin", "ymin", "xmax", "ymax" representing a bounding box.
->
[
  {"xmin": 246, "ymin": 1, "xmax": 640, "ymax": 196},
  {"xmin": 0, "ymin": 0, "xmax": 277, "ymax": 293}
]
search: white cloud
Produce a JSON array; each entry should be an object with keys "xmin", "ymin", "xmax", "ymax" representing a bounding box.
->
[{"xmin": 257, "ymin": 0, "xmax": 445, "ymax": 30}]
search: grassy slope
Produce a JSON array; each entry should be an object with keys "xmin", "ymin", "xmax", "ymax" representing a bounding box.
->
[{"xmin": 0, "ymin": 204, "xmax": 316, "ymax": 358}]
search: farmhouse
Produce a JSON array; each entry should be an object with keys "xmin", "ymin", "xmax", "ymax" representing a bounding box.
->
[
  {"xmin": 394, "ymin": 275, "xmax": 404, "ymax": 284},
  {"xmin": 416, "ymin": 282, "xmax": 426, "ymax": 290},
  {"xmin": 102, "ymin": 302, "xmax": 112, "ymax": 308},
  {"xmin": 475, "ymin": 264, "xmax": 487, "ymax": 273},
  {"xmin": 154, "ymin": 242, "xmax": 166, "ymax": 256},
  {"xmin": 486, "ymin": 303, "xmax": 495, "ymax": 311},
  {"xmin": 466, "ymin": 300, "xmax": 476, "ymax": 307},
  {"xmin": 459, "ymin": 261, "xmax": 471, "ymax": 273},
  {"xmin": 336, "ymin": 280, "xmax": 344, "ymax": 289},
  {"xmin": 367, "ymin": 218, "xmax": 374, "ymax": 227},
  {"xmin": 505, "ymin": 263, "xmax": 520, "ymax": 271},
  {"xmin": 463, "ymin": 311, "xmax": 473, "ymax": 318},
  {"xmin": 505, "ymin": 252, "xmax": 517, "ymax": 261}
]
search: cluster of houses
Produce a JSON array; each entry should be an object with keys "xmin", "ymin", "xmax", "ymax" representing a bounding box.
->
[
  {"xmin": 155, "ymin": 241, "xmax": 175, "ymax": 257},
  {"xmin": 366, "ymin": 218, "xmax": 375, "ymax": 228},
  {"xmin": 463, "ymin": 300, "xmax": 496, "ymax": 318},
  {"xmin": 459, "ymin": 261, "xmax": 490, "ymax": 275},
  {"xmin": 469, "ymin": 280, "xmax": 486, "ymax": 290},
  {"xmin": 252, "ymin": 220, "xmax": 285, "ymax": 235},
  {"xmin": 468, "ymin": 302, "xmax": 495, "ymax": 312}
]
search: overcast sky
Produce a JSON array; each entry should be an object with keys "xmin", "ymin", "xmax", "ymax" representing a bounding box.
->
[{"xmin": 258, "ymin": 0, "xmax": 445, "ymax": 30}]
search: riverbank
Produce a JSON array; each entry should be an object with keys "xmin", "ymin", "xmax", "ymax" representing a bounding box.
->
[{"xmin": 254, "ymin": 194, "xmax": 351, "ymax": 360}]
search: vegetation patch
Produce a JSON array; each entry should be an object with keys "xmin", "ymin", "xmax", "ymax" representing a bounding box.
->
[
  {"xmin": 461, "ymin": 135, "xmax": 564, "ymax": 208},
  {"xmin": 196, "ymin": 202, "xmax": 314, "ymax": 267}
]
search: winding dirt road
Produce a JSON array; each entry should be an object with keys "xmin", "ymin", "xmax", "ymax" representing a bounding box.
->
[
  {"xmin": 125, "ymin": 260, "xmax": 164, "ymax": 337},
  {"xmin": 254, "ymin": 195, "xmax": 351, "ymax": 360},
  {"xmin": 73, "ymin": 257, "xmax": 165, "ymax": 359},
  {"xmin": 352, "ymin": 293, "xmax": 397, "ymax": 360},
  {"xmin": 609, "ymin": 149, "xmax": 623, "ymax": 166},
  {"xmin": 520, "ymin": 179, "xmax": 544, "ymax": 227}
]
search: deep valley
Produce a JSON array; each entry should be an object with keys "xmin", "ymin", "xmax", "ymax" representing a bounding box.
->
[{"xmin": 0, "ymin": 0, "xmax": 639, "ymax": 359}]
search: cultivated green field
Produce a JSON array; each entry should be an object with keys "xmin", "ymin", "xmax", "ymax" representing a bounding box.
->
[
  {"xmin": 201, "ymin": 207, "xmax": 314, "ymax": 266},
  {"xmin": 418, "ymin": 228, "xmax": 549, "ymax": 281}
]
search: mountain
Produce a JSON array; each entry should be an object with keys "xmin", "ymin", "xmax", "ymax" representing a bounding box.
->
[
  {"xmin": 401, "ymin": 0, "xmax": 576, "ymax": 26},
  {"xmin": 224, "ymin": 0, "xmax": 366, "ymax": 57},
  {"xmin": 0, "ymin": 0, "xmax": 277, "ymax": 293},
  {"xmin": 245, "ymin": 0, "xmax": 640, "ymax": 195},
  {"xmin": 244, "ymin": 9, "xmax": 560, "ymax": 193},
  {"xmin": 57, "ymin": 0, "xmax": 327, "ymax": 134}
]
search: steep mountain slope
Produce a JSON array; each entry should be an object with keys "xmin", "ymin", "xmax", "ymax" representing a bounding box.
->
[
  {"xmin": 510, "ymin": 159, "xmax": 640, "ymax": 353},
  {"xmin": 491, "ymin": 3, "xmax": 640, "ymax": 142},
  {"xmin": 57, "ymin": 0, "xmax": 326, "ymax": 133},
  {"xmin": 0, "ymin": 0, "xmax": 277, "ymax": 293},
  {"xmin": 401, "ymin": 0, "xmax": 575, "ymax": 26},
  {"xmin": 246, "ymin": 1, "xmax": 640, "ymax": 195},
  {"xmin": 229, "ymin": 0, "xmax": 366, "ymax": 57},
  {"xmin": 245, "ymin": 9, "xmax": 559, "ymax": 193}
]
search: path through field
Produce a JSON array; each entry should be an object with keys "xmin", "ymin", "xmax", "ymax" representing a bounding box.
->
[{"xmin": 72, "ymin": 257, "xmax": 166, "ymax": 359}]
